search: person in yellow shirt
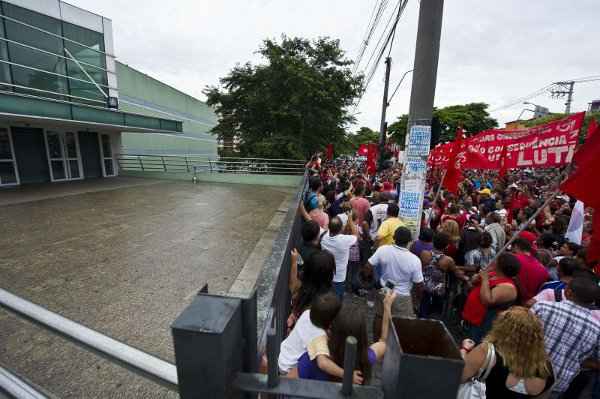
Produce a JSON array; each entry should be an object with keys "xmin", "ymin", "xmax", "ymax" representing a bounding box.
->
[{"xmin": 375, "ymin": 203, "xmax": 405, "ymax": 247}]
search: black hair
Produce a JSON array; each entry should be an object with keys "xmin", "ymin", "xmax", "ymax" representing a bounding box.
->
[
  {"xmin": 558, "ymin": 257, "xmax": 581, "ymax": 278},
  {"xmin": 432, "ymin": 232, "xmax": 450, "ymax": 251},
  {"xmin": 328, "ymin": 303, "xmax": 372, "ymax": 383},
  {"xmin": 309, "ymin": 292, "xmax": 342, "ymax": 330},
  {"xmin": 418, "ymin": 228, "xmax": 434, "ymax": 243},
  {"xmin": 480, "ymin": 232, "xmax": 493, "ymax": 249},
  {"xmin": 293, "ymin": 250, "xmax": 335, "ymax": 316},
  {"xmin": 563, "ymin": 242, "xmax": 581, "ymax": 255},
  {"xmin": 496, "ymin": 253, "xmax": 521, "ymax": 278},
  {"xmin": 387, "ymin": 203, "xmax": 399, "ymax": 217},
  {"xmin": 301, "ymin": 220, "xmax": 321, "ymax": 242},
  {"xmin": 309, "ymin": 176, "xmax": 322, "ymax": 192},
  {"xmin": 538, "ymin": 233, "xmax": 557, "ymax": 250},
  {"xmin": 569, "ymin": 277, "xmax": 600, "ymax": 305},
  {"xmin": 394, "ymin": 227, "xmax": 412, "ymax": 247},
  {"xmin": 511, "ymin": 237, "xmax": 533, "ymax": 253}
]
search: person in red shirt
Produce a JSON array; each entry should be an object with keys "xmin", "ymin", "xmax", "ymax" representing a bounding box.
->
[
  {"xmin": 349, "ymin": 185, "xmax": 370, "ymax": 225},
  {"xmin": 511, "ymin": 238, "xmax": 549, "ymax": 303}
]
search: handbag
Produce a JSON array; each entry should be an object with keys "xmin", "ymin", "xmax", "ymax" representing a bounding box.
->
[{"xmin": 456, "ymin": 343, "xmax": 496, "ymax": 399}]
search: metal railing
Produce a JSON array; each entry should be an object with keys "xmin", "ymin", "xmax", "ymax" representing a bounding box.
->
[
  {"xmin": 0, "ymin": 366, "xmax": 49, "ymax": 399},
  {"xmin": 229, "ymin": 172, "xmax": 383, "ymax": 398},
  {"xmin": 0, "ymin": 288, "xmax": 178, "ymax": 395},
  {"xmin": 117, "ymin": 154, "xmax": 306, "ymax": 176}
]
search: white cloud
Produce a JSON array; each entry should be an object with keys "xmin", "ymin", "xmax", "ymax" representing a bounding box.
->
[{"xmin": 70, "ymin": 0, "xmax": 600, "ymax": 131}]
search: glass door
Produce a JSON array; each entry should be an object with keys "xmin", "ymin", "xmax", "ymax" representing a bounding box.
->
[
  {"xmin": 99, "ymin": 133, "xmax": 116, "ymax": 177},
  {"xmin": 44, "ymin": 131, "xmax": 83, "ymax": 182},
  {"xmin": 0, "ymin": 127, "xmax": 19, "ymax": 186}
]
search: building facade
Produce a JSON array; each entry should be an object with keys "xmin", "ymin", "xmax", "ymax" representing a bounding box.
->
[
  {"xmin": 0, "ymin": 0, "xmax": 201, "ymax": 187},
  {"xmin": 117, "ymin": 62, "xmax": 218, "ymax": 157}
]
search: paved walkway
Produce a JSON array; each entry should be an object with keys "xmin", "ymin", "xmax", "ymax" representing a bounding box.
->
[{"xmin": 0, "ymin": 178, "xmax": 294, "ymax": 398}]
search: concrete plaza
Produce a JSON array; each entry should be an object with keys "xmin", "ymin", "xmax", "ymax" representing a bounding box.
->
[{"xmin": 0, "ymin": 177, "xmax": 293, "ymax": 398}]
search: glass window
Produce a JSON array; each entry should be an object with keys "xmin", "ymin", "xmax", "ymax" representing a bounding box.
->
[
  {"xmin": 0, "ymin": 11, "xmax": 12, "ymax": 90},
  {"xmin": 63, "ymin": 22, "xmax": 105, "ymax": 70},
  {"xmin": 0, "ymin": 161, "xmax": 17, "ymax": 184},
  {"xmin": 3, "ymin": 4, "xmax": 63, "ymax": 53},
  {"xmin": 10, "ymin": 64, "xmax": 68, "ymax": 100},
  {"xmin": 0, "ymin": 129, "xmax": 12, "ymax": 159},
  {"xmin": 66, "ymin": 60, "xmax": 107, "ymax": 86},
  {"xmin": 62, "ymin": 22, "xmax": 105, "ymax": 51},
  {"xmin": 51, "ymin": 160, "xmax": 65, "ymax": 180},
  {"xmin": 64, "ymin": 41, "xmax": 105, "ymax": 69},
  {"xmin": 101, "ymin": 134, "xmax": 112, "ymax": 157},
  {"xmin": 69, "ymin": 160, "xmax": 80, "ymax": 178},
  {"xmin": 65, "ymin": 132, "xmax": 77, "ymax": 158},
  {"xmin": 46, "ymin": 132, "xmax": 62, "ymax": 158},
  {"xmin": 104, "ymin": 159, "xmax": 114, "ymax": 176}
]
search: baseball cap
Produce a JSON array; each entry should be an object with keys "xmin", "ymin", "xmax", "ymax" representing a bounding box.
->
[{"xmin": 479, "ymin": 188, "xmax": 491, "ymax": 196}]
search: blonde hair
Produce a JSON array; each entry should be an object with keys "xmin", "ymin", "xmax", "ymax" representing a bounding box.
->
[
  {"xmin": 484, "ymin": 307, "xmax": 551, "ymax": 379},
  {"xmin": 440, "ymin": 220, "xmax": 460, "ymax": 243}
]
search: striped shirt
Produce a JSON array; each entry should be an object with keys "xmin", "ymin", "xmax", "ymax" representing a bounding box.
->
[{"xmin": 531, "ymin": 300, "xmax": 600, "ymax": 392}]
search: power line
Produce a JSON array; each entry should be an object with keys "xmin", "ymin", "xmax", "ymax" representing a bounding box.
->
[
  {"xmin": 361, "ymin": 0, "xmax": 408, "ymax": 93},
  {"xmin": 353, "ymin": 0, "xmax": 389, "ymax": 74},
  {"xmin": 490, "ymin": 75, "xmax": 600, "ymax": 113},
  {"xmin": 387, "ymin": 68, "xmax": 413, "ymax": 105}
]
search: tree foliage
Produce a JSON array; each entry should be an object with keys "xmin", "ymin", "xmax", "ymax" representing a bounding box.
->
[
  {"xmin": 388, "ymin": 103, "xmax": 498, "ymax": 145},
  {"xmin": 339, "ymin": 126, "xmax": 379, "ymax": 154},
  {"xmin": 204, "ymin": 36, "xmax": 363, "ymax": 159}
]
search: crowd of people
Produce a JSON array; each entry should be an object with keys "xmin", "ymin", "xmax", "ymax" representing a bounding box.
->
[{"xmin": 275, "ymin": 153, "xmax": 599, "ymax": 398}]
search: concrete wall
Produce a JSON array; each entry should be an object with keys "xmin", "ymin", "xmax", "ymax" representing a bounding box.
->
[
  {"xmin": 116, "ymin": 62, "xmax": 218, "ymax": 156},
  {"xmin": 122, "ymin": 170, "xmax": 302, "ymax": 188}
]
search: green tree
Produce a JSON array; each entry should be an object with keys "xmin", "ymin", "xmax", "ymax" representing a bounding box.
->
[
  {"xmin": 388, "ymin": 103, "xmax": 498, "ymax": 145},
  {"xmin": 204, "ymin": 36, "xmax": 363, "ymax": 159},
  {"xmin": 341, "ymin": 126, "xmax": 379, "ymax": 154}
]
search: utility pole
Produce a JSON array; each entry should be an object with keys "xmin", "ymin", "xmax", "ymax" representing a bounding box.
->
[
  {"xmin": 550, "ymin": 81, "xmax": 575, "ymax": 114},
  {"xmin": 398, "ymin": 0, "xmax": 444, "ymax": 237},
  {"xmin": 378, "ymin": 57, "xmax": 392, "ymax": 171}
]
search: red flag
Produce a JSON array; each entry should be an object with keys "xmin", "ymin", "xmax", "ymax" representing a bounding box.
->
[
  {"xmin": 442, "ymin": 128, "xmax": 464, "ymax": 194},
  {"xmin": 561, "ymin": 128, "xmax": 600, "ymax": 263},
  {"xmin": 326, "ymin": 144, "xmax": 334, "ymax": 160},
  {"xmin": 357, "ymin": 144, "xmax": 368, "ymax": 156},
  {"xmin": 589, "ymin": 214, "xmax": 600, "ymax": 263},
  {"xmin": 587, "ymin": 117, "xmax": 599, "ymax": 140},
  {"xmin": 498, "ymin": 145, "xmax": 508, "ymax": 178},
  {"xmin": 366, "ymin": 143, "xmax": 378, "ymax": 175}
]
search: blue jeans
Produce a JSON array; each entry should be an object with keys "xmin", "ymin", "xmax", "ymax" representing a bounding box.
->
[{"xmin": 333, "ymin": 282, "xmax": 345, "ymax": 300}]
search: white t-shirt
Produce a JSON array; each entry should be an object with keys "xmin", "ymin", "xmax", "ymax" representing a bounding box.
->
[
  {"xmin": 278, "ymin": 310, "xmax": 325, "ymax": 372},
  {"xmin": 338, "ymin": 212, "xmax": 348, "ymax": 228},
  {"xmin": 369, "ymin": 203, "xmax": 389, "ymax": 239},
  {"xmin": 321, "ymin": 232, "xmax": 358, "ymax": 282},
  {"xmin": 368, "ymin": 245, "xmax": 424, "ymax": 296}
]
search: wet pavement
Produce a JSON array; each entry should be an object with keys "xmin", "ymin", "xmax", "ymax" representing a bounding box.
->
[{"xmin": 0, "ymin": 178, "xmax": 294, "ymax": 398}]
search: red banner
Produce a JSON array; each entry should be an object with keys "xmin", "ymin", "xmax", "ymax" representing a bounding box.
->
[
  {"xmin": 367, "ymin": 143, "xmax": 378, "ymax": 175},
  {"xmin": 326, "ymin": 144, "xmax": 334, "ymax": 160},
  {"xmin": 429, "ymin": 113, "xmax": 585, "ymax": 170}
]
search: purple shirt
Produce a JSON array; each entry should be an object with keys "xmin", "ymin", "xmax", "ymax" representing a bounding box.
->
[
  {"xmin": 411, "ymin": 240, "xmax": 433, "ymax": 257},
  {"xmin": 297, "ymin": 348, "xmax": 376, "ymax": 381}
]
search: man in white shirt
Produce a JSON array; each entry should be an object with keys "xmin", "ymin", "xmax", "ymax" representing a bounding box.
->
[
  {"xmin": 320, "ymin": 216, "xmax": 358, "ymax": 299},
  {"xmin": 368, "ymin": 226, "xmax": 424, "ymax": 339},
  {"xmin": 369, "ymin": 192, "xmax": 389, "ymax": 240}
]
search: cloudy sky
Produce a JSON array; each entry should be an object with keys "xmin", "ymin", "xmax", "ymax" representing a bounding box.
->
[{"xmin": 71, "ymin": 0, "xmax": 600, "ymax": 131}]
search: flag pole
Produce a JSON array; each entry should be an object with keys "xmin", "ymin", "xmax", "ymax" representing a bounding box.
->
[
  {"xmin": 426, "ymin": 169, "xmax": 447, "ymax": 225},
  {"xmin": 486, "ymin": 167, "xmax": 571, "ymax": 266}
]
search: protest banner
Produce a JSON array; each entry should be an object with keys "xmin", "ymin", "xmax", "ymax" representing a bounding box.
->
[{"xmin": 428, "ymin": 112, "xmax": 585, "ymax": 170}]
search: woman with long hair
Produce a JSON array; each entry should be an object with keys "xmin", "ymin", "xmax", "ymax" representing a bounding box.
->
[
  {"xmin": 461, "ymin": 307, "xmax": 554, "ymax": 398},
  {"xmin": 439, "ymin": 219, "xmax": 461, "ymax": 261},
  {"xmin": 462, "ymin": 253, "xmax": 521, "ymax": 343},
  {"xmin": 297, "ymin": 293, "xmax": 395, "ymax": 384},
  {"xmin": 288, "ymin": 250, "xmax": 335, "ymax": 329}
]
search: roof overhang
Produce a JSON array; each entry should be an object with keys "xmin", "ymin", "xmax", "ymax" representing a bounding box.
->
[{"xmin": 0, "ymin": 92, "xmax": 183, "ymax": 134}]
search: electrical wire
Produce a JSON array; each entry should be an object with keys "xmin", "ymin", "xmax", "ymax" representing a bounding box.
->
[{"xmin": 353, "ymin": 0, "xmax": 389, "ymax": 74}]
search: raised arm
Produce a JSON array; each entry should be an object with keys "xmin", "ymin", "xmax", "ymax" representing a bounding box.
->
[{"xmin": 289, "ymin": 249, "xmax": 301, "ymax": 294}]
